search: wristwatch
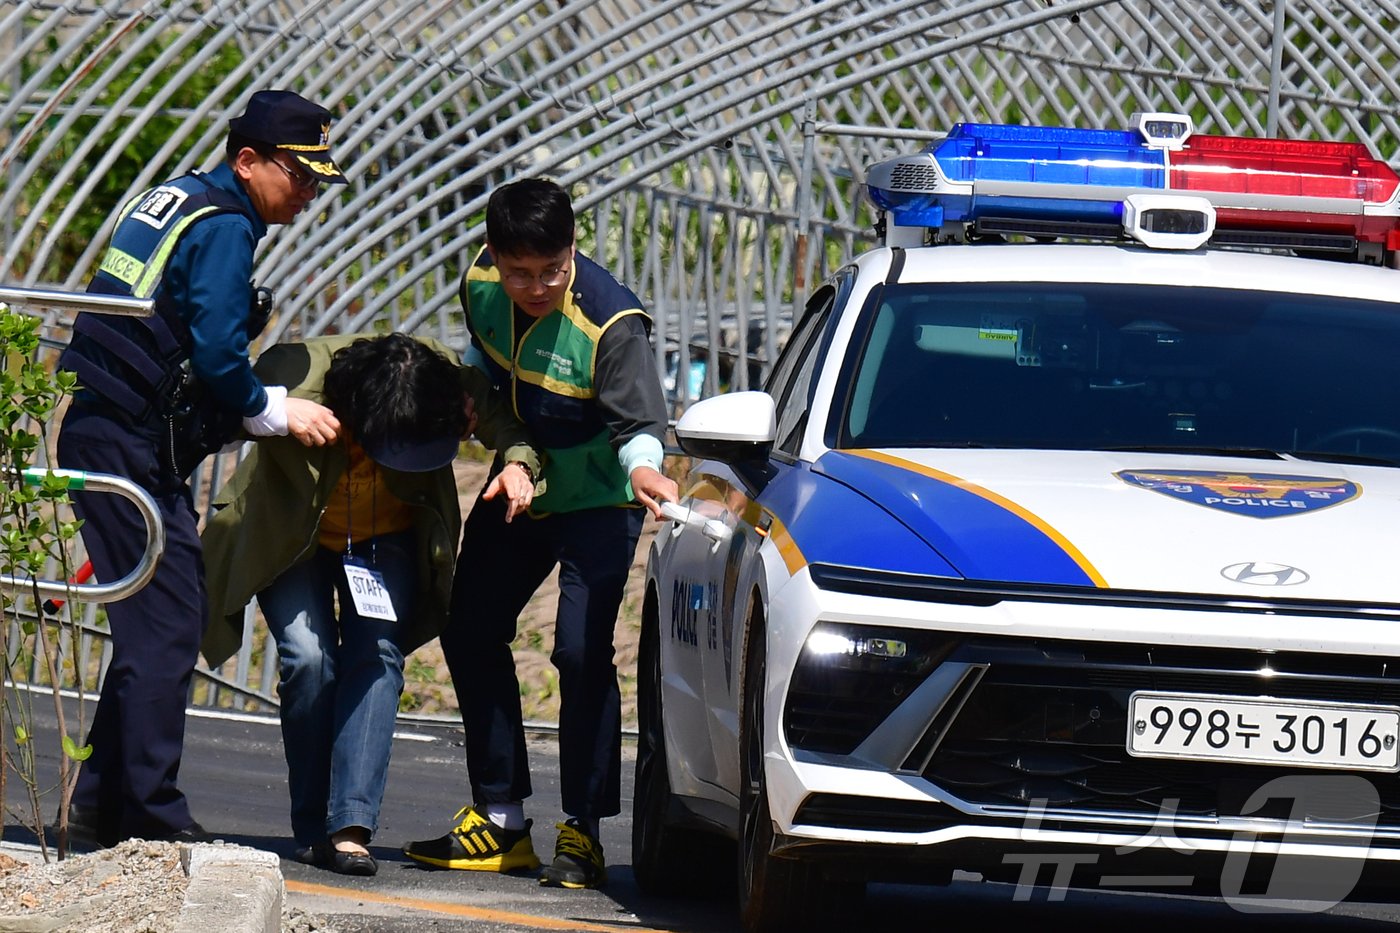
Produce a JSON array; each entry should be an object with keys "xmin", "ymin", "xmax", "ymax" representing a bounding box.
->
[{"xmin": 507, "ymin": 460, "xmax": 536, "ymax": 484}]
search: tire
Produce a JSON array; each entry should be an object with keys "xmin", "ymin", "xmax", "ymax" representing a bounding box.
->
[
  {"xmin": 736, "ymin": 614, "xmax": 858, "ymax": 932},
  {"xmin": 632, "ymin": 592, "xmax": 703, "ymax": 895}
]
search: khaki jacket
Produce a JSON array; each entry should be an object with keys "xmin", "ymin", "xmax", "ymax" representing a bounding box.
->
[{"xmin": 200, "ymin": 334, "xmax": 538, "ymax": 668}]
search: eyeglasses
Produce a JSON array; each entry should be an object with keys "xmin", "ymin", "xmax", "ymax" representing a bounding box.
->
[
  {"xmin": 502, "ymin": 265, "xmax": 571, "ymax": 289},
  {"xmin": 269, "ymin": 156, "xmax": 320, "ymax": 192}
]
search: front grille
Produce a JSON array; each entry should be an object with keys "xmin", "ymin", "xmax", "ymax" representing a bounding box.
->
[{"xmin": 921, "ymin": 638, "xmax": 1400, "ymax": 825}]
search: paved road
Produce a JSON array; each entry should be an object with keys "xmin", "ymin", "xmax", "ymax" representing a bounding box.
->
[
  {"xmin": 14, "ymin": 700, "xmax": 1400, "ymax": 931},
  {"xmin": 194, "ymin": 710, "xmax": 737, "ymax": 933}
]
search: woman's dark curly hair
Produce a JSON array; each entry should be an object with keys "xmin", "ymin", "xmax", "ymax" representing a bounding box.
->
[{"xmin": 321, "ymin": 334, "xmax": 468, "ymax": 449}]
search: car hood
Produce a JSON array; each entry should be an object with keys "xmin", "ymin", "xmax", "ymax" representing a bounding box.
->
[{"xmin": 812, "ymin": 448, "xmax": 1400, "ymax": 601}]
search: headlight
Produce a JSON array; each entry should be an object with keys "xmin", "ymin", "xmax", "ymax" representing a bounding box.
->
[
  {"xmin": 785, "ymin": 622, "xmax": 958, "ymax": 755},
  {"xmin": 805, "ymin": 629, "xmax": 908, "ymax": 660}
]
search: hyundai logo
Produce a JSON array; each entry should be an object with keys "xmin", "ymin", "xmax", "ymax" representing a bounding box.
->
[{"xmin": 1220, "ymin": 561, "xmax": 1310, "ymax": 586}]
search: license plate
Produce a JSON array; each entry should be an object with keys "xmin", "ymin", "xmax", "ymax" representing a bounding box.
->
[{"xmin": 1127, "ymin": 692, "xmax": 1400, "ymax": 772}]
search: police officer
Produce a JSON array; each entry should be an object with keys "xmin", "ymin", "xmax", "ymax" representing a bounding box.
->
[
  {"xmin": 404, "ymin": 178, "xmax": 679, "ymax": 889},
  {"xmin": 56, "ymin": 89, "xmax": 346, "ymax": 846}
]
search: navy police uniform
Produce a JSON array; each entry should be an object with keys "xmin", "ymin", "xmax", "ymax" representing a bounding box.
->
[
  {"xmin": 56, "ymin": 90, "xmax": 347, "ymax": 845},
  {"xmin": 58, "ymin": 164, "xmax": 267, "ymax": 844}
]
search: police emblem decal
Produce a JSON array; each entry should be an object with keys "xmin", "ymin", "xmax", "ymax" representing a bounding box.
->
[{"xmin": 1115, "ymin": 470, "xmax": 1359, "ymax": 518}]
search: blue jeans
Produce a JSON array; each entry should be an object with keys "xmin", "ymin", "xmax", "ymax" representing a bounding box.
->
[{"xmin": 257, "ymin": 531, "xmax": 414, "ymax": 846}]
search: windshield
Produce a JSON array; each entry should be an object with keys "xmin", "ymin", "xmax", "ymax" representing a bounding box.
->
[{"xmin": 840, "ymin": 282, "xmax": 1400, "ymax": 462}]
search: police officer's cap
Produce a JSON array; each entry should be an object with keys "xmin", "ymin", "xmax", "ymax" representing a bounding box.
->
[{"xmin": 228, "ymin": 89, "xmax": 348, "ymax": 184}]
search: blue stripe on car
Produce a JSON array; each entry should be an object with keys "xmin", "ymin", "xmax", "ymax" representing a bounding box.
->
[{"xmin": 786, "ymin": 449, "xmax": 1104, "ymax": 587}]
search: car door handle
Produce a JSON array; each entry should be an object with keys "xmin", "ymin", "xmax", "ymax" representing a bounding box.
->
[
  {"xmin": 700, "ymin": 518, "xmax": 732, "ymax": 544},
  {"xmin": 661, "ymin": 502, "xmax": 732, "ymax": 545},
  {"xmin": 661, "ymin": 501, "xmax": 697, "ymax": 538}
]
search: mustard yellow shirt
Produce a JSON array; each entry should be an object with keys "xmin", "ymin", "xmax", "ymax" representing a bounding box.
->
[{"xmin": 318, "ymin": 439, "xmax": 414, "ymax": 549}]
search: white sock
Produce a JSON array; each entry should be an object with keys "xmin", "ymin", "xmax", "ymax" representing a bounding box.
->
[{"xmin": 485, "ymin": 802, "xmax": 525, "ymax": 831}]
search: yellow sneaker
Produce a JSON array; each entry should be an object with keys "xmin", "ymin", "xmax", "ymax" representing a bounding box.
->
[
  {"xmin": 402, "ymin": 806, "xmax": 541, "ymax": 872},
  {"xmin": 539, "ymin": 819, "xmax": 606, "ymax": 889}
]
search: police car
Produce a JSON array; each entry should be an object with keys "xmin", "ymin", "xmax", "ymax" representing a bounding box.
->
[{"xmin": 633, "ymin": 113, "xmax": 1400, "ymax": 930}]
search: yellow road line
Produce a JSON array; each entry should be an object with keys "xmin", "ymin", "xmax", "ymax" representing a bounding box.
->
[{"xmin": 285, "ymin": 878, "xmax": 676, "ymax": 932}]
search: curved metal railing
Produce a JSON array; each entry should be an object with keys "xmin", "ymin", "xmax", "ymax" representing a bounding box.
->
[
  {"xmin": 0, "ymin": 467, "xmax": 166, "ymax": 604},
  {"xmin": 0, "ymin": 286, "xmax": 153, "ymax": 320}
]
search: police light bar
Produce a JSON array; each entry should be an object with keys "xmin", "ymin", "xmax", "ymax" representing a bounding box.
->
[{"xmin": 865, "ymin": 114, "xmax": 1400, "ymax": 258}]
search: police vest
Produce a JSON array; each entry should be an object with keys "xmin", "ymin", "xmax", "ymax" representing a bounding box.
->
[
  {"xmin": 462, "ymin": 251, "xmax": 649, "ymax": 514},
  {"xmin": 60, "ymin": 174, "xmax": 255, "ymax": 424}
]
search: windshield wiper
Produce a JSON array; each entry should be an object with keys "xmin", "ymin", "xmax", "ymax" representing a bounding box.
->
[
  {"xmin": 1099, "ymin": 445, "xmax": 1286, "ymax": 459},
  {"xmin": 1285, "ymin": 450, "xmax": 1400, "ymax": 467},
  {"xmin": 1100, "ymin": 445, "xmax": 1399, "ymax": 467}
]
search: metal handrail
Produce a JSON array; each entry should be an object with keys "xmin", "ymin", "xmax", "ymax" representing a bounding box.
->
[
  {"xmin": 0, "ymin": 285, "xmax": 153, "ymax": 319},
  {"xmin": 0, "ymin": 468, "xmax": 165, "ymax": 603}
]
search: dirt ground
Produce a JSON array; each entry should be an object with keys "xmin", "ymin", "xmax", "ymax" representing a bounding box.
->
[{"xmin": 394, "ymin": 453, "xmax": 659, "ymax": 728}]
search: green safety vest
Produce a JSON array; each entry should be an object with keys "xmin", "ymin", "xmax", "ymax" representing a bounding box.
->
[{"xmin": 463, "ymin": 252, "xmax": 649, "ymax": 514}]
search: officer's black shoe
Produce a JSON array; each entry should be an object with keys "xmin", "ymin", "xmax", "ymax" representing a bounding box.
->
[
  {"xmin": 152, "ymin": 821, "xmax": 212, "ymax": 844},
  {"xmin": 60, "ymin": 803, "xmax": 106, "ymax": 846}
]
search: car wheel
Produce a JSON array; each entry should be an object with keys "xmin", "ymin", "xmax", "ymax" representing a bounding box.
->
[
  {"xmin": 633, "ymin": 591, "xmax": 703, "ymax": 895},
  {"xmin": 737, "ymin": 613, "xmax": 857, "ymax": 931}
]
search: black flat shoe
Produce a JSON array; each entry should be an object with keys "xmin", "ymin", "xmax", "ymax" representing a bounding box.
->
[
  {"xmin": 294, "ymin": 843, "xmax": 329, "ymax": 867},
  {"xmin": 330, "ymin": 847, "xmax": 378, "ymax": 877}
]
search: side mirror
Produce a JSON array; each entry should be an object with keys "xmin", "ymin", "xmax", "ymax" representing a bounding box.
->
[{"xmin": 675, "ymin": 391, "xmax": 776, "ymax": 463}]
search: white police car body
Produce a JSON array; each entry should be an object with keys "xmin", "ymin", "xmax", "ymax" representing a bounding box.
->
[{"xmin": 634, "ymin": 114, "xmax": 1400, "ymax": 930}]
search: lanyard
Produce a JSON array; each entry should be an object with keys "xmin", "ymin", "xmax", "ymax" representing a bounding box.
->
[
  {"xmin": 342, "ymin": 447, "xmax": 378, "ymax": 566},
  {"xmin": 340, "ymin": 451, "xmax": 395, "ymax": 621}
]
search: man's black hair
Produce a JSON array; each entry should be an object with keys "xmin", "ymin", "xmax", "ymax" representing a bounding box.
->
[
  {"xmin": 226, "ymin": 132, "xmax": 276, "ymax": 162},
  {"xmin": 485, "ymin": 178, "xmax": 575, "ymax": 258},
  {"xmin": 322, "ymin": 334, "xmax": 468, "ymax": 451}
]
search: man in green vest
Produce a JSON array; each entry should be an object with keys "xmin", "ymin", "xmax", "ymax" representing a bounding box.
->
[{"xmin": 404, "ymin": 178, "xmax": 678, "ymax": 889}]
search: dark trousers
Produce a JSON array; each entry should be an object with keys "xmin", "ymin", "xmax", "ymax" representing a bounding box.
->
[
  {"xmin": 56, "ymin": 405, "xmax": 204, "ymax": 843},
  {"xmin": 442, "ymin": 489, "xmax": 644, "ymax": 822}
]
